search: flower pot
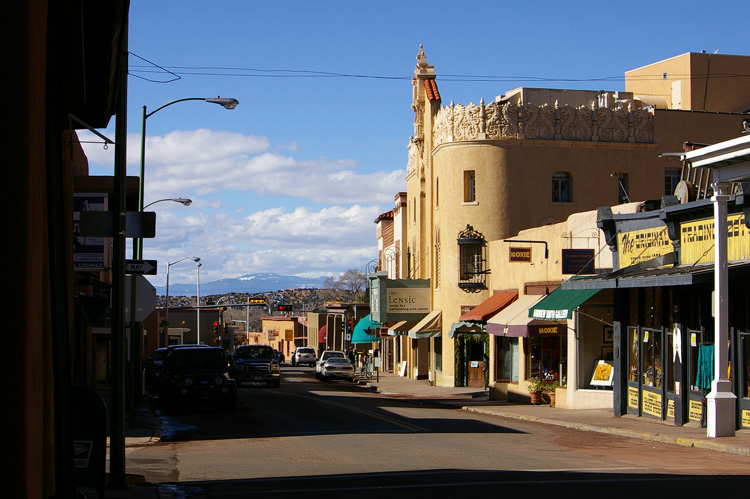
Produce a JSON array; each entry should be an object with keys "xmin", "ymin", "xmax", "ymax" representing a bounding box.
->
[
  {"xmin": 529, "ymin": 389, "xmax": 542, "ymax": 405},
  {"xmin": 547, "ymin": 390, "xmax": 556, "ymax": 407}
]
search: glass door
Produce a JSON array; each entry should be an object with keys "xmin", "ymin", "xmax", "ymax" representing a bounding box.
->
[
  {"xmin": 641, "ymin": 327, "xmax": 665, "ymax": 419},
  {"xmin": 687, "ymin": 327, "xmax": 711, "ymax": 425},
  {"xmin": 626, "ymin": 326, "xmax": 640, "ymax": 416}
]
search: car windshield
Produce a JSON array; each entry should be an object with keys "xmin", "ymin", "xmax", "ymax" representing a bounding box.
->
[
  {"xmin": 236, "ymin": 347, "xmax": 275, "ymax": 360},
  {"xmin": 324, "ymin": 352, "xmax": 345, "ymax": 359},
  {"xmin": 165, "ymin": 349, "xmax": 226, "ymax": 371}
]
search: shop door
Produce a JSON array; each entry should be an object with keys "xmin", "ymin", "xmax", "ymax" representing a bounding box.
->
[
  {"xmin": 686, "ymin": 327, "xmax": 710, "ymax": 424},
  {"xmin": 626, "ymin": 327, "xmax": 666, "ymax": 419},
  {"xmin": 466, "ymin": 339, "xmax": 485, "ymax": 388}
]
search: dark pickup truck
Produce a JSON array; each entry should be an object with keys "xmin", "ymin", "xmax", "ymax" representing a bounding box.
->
[
  {"xmin": 157, "ymin": 345, "xmax": 237, "ymax": 411},
  {"xmin": 232, "ymin": 345, "xmax": 281, "ymax": 387}
]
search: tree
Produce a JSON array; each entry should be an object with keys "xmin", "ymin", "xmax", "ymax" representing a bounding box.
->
[{"xmin": 324, "ymin": 269, "xmax": 367, "ymax": 302}]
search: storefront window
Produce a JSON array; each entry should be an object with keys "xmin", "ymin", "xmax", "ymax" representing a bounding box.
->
[
  {"xmin": 667, "ymin": 331, "xmax": 675, "ymax": 392},
  {"xmin": 643, "ymin": 329, "xmax": 662, "ymax": 388},
  {"xmin": 628, "ymin": 327, "xmax": 639, "ymax": 382},
  {"xmin": 527, "ymin": 335, "xmax": 564, "ymax": 386},
  {"xmin": 495, "ymin": 336, "xmax": 518, "ymax": 382}
]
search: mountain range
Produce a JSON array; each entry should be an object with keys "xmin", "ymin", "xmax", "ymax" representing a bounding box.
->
[{"xmin": 153, "ymin": 272, "xmax": 328, "ymax": 297}]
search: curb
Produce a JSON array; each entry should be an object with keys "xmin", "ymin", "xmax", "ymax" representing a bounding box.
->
[{"xmin": 462, "ymin": 406, "xmax": 750, "ymax": 457}]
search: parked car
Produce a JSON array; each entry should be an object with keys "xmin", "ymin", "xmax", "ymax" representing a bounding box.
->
[
  {"xmin": 319, "ymin": 357, "xmax": 355, "ymax": 382},
  {"xmin": 157, "ymin": 345, "xmax": 237, "ymax": 411},
  {"xmin": 232, "ymin": 345, "xmax": 281, "ymax": 388},
  {"xmin": 315, "ymin": 350, "xmax": 346, "ymax": 378},
  {"xmin": 292, "ymin": 347, "xmax": 316, "ymax": 367}
]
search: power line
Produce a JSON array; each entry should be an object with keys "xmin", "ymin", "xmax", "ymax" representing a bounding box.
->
[{"xmin": 127, "ymin": 52, "xmax": 750, "ymax": 84}]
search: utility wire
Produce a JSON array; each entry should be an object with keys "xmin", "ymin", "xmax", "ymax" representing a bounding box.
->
[{"xmin": 128, "ymin": 54, "xmax": 750, "ymax": 84}]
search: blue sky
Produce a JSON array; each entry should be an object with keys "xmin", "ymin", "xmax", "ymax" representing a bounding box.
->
[{"xmin": 80, "ymin": 0, "xmax": 749, "ymax": 288}]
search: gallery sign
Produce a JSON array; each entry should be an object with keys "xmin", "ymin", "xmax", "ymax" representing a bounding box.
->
[{"xmin": 562, "ymin": 249, "xmax": 595, "ymax": 275}]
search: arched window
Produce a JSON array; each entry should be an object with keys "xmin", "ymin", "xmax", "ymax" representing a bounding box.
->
[{"xmin": 457, "ymin": 225, "xmax": 487, "ymax": 292}]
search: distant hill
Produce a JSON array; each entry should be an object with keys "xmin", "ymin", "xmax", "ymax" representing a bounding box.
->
[{"xmin": 155, "ymin": 272, "xmax": 328, "ymax": 296}]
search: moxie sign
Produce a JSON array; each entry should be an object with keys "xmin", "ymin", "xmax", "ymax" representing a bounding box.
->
[{"xmin": 509, "ymin": 247, "xmax": 532, "ymax": 262}]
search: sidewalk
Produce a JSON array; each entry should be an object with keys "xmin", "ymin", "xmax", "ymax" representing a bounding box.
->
[{"xmin": 363, "ymin": 371, "xmax": 750, "ymax": 457}]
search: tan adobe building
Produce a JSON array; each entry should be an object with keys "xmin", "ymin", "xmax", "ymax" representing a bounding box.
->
[
  {"xmin": 402, "ymin": 47, "xmax": 750, "ymax": 390},
  {"xmin": 261, "ymin": 316, "xmax": 303, "ymax": 360}
]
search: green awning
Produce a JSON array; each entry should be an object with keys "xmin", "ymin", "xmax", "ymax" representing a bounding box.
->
[
  {"xmin": 351, "ymin": 314, "xmax": 381, "ymax": 344},
  {"xmin": 528, "ymin": 287, "xmax": 600, "ymax": 320}
]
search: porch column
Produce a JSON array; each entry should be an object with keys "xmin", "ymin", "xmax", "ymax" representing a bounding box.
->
[{"xmin": 707, "ymin": 182, "xmax": 736, "ymax": 437}]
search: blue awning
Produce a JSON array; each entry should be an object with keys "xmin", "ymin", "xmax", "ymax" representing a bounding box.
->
[{"xmin": 351, "ymin": 314, "xmax": 381, "ymax": 344}]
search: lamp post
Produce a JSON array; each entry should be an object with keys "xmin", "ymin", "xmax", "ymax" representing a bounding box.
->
[
  {"xmin": 196, "ymin": 261, "xmax": 202, "ymax": 344},
  {"xmin": 143, "ymin": 197, "xmax": 192, "ymax": 210},
  {"xmin": 136, "ymin": 96, "xmax": 238, "ymax": 260},
  {"xmin": 165, "ymin": 256, "xmax": 200, "ymax": 344}
]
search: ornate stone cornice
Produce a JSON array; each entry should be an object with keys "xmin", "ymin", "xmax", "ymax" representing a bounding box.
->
[{"xmin": 433, "ymin": 99, "xmax": 654, "ymax": 147}]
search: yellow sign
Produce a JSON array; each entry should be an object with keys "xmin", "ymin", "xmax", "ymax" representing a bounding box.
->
[
  {"xmin": 667, "ymin": 399, "xmax": 674, "ymax": 418},
  {"xmin": 641, "ymin": 390, "xmax": 662, "ymax": 417},
  {"xmin": 743, "ymin": 410, "xmax": 750, "ymax": 428},
  {"xmin": 689, "ymin": 399, "xmax": 703, "ymax": 421},
  {"xmin": 680, "ymin": 213, "xmax": 750, "ymax": 265},
  {"xmin": 618, "ymin": 226, "xmax": 672, "ymax": 267},
  {"xmin": 285, "ymin": 329, "xmax": 294, "ymax": 341},
  {"xmin": 628, "ymin": 386, "xmax": 639, "ymax": 409}
]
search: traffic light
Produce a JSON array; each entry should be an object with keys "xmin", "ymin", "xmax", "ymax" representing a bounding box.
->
[
  {"xmin": 213, "ymin": 321, "xmax": 220, "ymax": 344},
  {"xmin": 277, "ymin": 304, "xmax": 292, "ymax": 312}
]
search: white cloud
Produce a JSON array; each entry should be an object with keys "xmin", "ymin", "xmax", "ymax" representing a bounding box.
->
[{"xmin": 83, "ymin": 127, "xmax": 404, "ymax": 286}]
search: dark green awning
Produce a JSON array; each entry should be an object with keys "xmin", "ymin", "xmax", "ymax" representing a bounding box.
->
[{"xmin": 528, "ymin": 287, "xmax": 600, "ymax": 320}]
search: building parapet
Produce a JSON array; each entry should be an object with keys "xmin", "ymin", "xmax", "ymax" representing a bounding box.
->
[{"xmin": 432, "ymin": 98, "xmax": 654, "ymax": 147}]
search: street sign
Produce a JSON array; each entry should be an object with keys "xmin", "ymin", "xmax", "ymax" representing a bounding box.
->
[{"xmin": 125, "ymin": 260, "xmax": 157, "ymax": 275}]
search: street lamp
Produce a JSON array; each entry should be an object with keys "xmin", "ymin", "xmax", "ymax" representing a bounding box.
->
[
  {"xmin": 136, "ymin": 96, "xmax": 238, "ymax": 260},
  {"xmin": 143, "ymin": 197, "xmax": 192, "ymax": 210},
  {"xmin": 164, "ymin": 256, "xmax": 200, "ymax": 344}
]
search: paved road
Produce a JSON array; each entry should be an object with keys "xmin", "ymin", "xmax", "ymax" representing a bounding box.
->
[{"xmin": 125, "ymin": 365, "xmax": 750, "ymax": 497}]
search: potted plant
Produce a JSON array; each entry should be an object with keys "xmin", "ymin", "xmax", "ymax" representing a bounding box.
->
[
  {"xmin": 527, "ymin": 377, "xmax": 543, "ymax": 404},
  {"xmin": 542, "ymin": 379, "xmax": 559, "ymax": 406}
]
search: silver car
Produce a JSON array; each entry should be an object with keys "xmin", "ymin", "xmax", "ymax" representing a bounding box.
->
[
  {"xmin": 292, "ymin": 347, "xmax": 316, "ymax": 367},
  {"xmin": 319, "ymin": 357, "xmax": 355, "ymax": 382},
  {"xmin": 315, "ymin": 350, "xmax": 346, "ymax": 378}
]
